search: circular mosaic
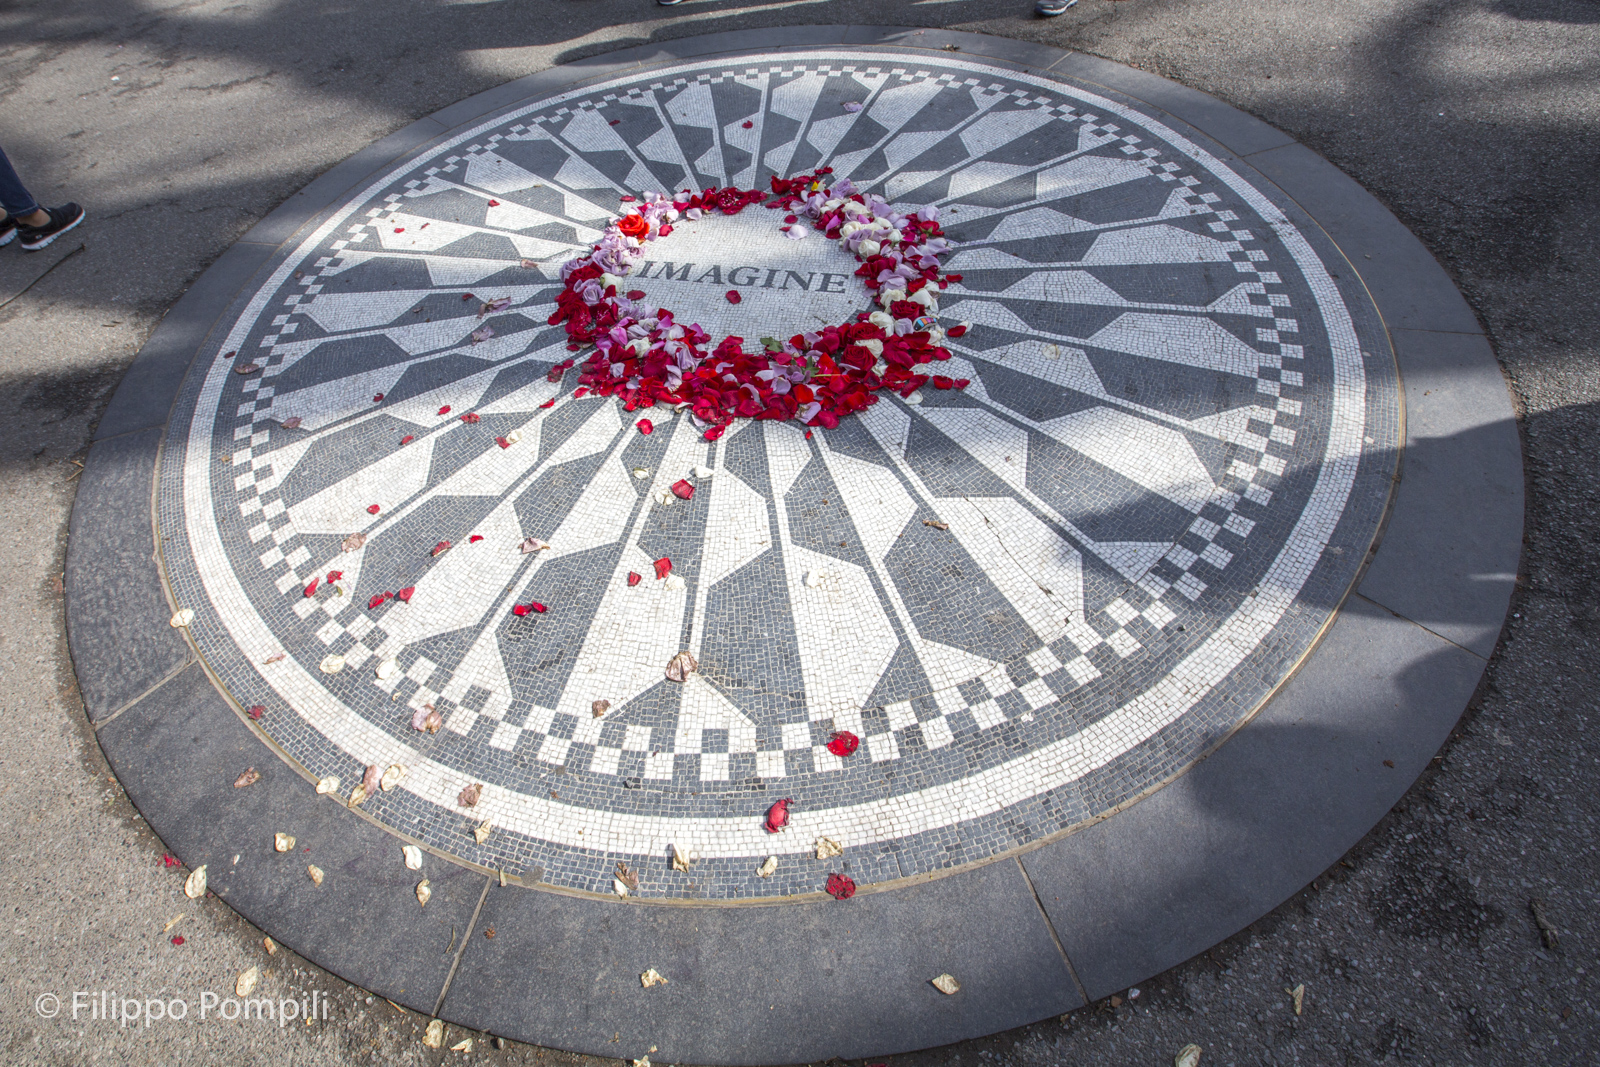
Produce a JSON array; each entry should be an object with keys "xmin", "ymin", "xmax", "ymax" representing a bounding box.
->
[{"xmin": 159, "ymin": 50, "xmax": 1397, "ymax": 899}]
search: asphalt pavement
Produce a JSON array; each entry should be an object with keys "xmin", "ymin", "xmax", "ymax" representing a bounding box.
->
[{"xmin": 1, "ymin": 0, "xmax": 1596, "ymax": 1063}]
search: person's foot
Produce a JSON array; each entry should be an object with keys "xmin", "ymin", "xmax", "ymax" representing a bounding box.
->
[
  {"xmin": 17, "ymin": 203, "xmax": 85, "ymax": 251},
  {"xmin": 0, "ymin": 216, "xmax": 15, "ymax": 248},
  {"xmin": 1035, "ymin": 0, "xmax": 1077, "ymax": 13}
]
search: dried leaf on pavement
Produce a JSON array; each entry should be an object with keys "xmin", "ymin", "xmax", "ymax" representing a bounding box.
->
[
  {"xmin": 640, "ymin": 968, "xmax": 668, "ymax": 988},
  {"xmin": 1175, "ymin": 1044, "xmax": 1202, "ymax": 1067},
  {"xmin": 664, "ymin": 651, "xmax": 697, "ymax": 683},
  {"xmin": 307, "ymin": 864, "xmax": 324, "ymax": 886},
  {"xmin": 234, "ymin": 768, "xmax": 260, "ymax": 789},
  {"xmin": 169, "ymin": 609, "xmax": 194, "ymax": 628},
  {"xmin": 423, "ymin": 1019, "xmax": 445, "ymax": 1048},
  {"xmin": 931, "ymin": 973, "xmax": 960, "ymax": 995},
  {"xmin": 274, "ymin": 833, "xmax": 296, "ymax": 853},
  {"xmin": 236, "ymin": 966, "xmax": 260, "ymax": 998},
  {"xmin": 815, "ymin": 836, "xmax": 843, "ymax": 860},
  {"xmin": 615, "ymin": 861, "xmax": 640, "ymax": 891},
  {"xmin": 458, "ymin": 782, "xmax": 482, "ymax": 807},
  {"xmin": 473, "ymin": 821, "xmax": 492, "ymax": 845},
  {"xmin": 416, "ymin": 879, "xmax": 432, "ymax": 907},
  {"xmin": 670, "ymin": 844, "xmax": 693, "ymax": 872},
  {"xmin": 757, "ymin": 856, "xmax": 778, "ymax": 878},
  {"xmin": 450, "ymin": 1038, "xmax": 474, "ymax": 1052},
  {"xmin": 380, "ymin": 763, "xmax": 407, "ymax": 791},
  {"xmin": 263, "ymin": 936, "xmax": 277, "ymax": 955},
  {"xmin": 592, "ymin": 699, "xmax": 611, "ymax": 718},
  {"xmin": 341, "ymin": 531, "xmax": 367, "ymax": 552},
  {"xmin": 403, "ymin": 845, "xmax": 423, "ymax": 870},
  {"xmin": 316, "ymin": 775, "xmax": 341, "ymax": 795},
  {"xmin": 183, "ymin": 866, "xmax": 207, "ymax": 900}
]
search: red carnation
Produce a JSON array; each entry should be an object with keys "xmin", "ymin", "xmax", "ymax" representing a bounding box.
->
[
  {"xmin": 826, "ymin": 731, "xmax": 860, "ymax": 757},
  {"xmin": 825, "ymin": 873, "xmax": 856, "ymax": 900},
  {"xmin": 764, "ymin": 798, "xmax": 793, "ymax": 833}
]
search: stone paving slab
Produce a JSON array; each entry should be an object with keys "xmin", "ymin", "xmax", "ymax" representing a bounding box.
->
[{"xmin": 65, "ymin": 27, "xmax": 1518, "ymax": 1063}]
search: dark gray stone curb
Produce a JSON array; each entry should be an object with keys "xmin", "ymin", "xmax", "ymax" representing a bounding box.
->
[{"xmin": 65, "ymin": 27, "xmax": 1520, "ymax": 1065}]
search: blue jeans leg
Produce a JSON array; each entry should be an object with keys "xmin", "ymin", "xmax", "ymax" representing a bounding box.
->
[{"xmin": 0, "ymin": 146, "xmax": 41, "ymax": 218}]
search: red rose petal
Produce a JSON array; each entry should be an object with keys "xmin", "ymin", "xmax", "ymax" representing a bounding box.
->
[
  {"xmin": 400, "ymin": 435, "xmax": 414, "ymax": 446},
  {"xmin": 933, "ymin": 375, "xmax": 954, "ymax": 390},
  {"xmin": 303, "ymin": 578, "xmax": 319, "ymax": 598},
  {"xmin": 247, "ymin": 705, "xmax": 265, "ymax": 721},
  {"xmin": 725, "ymin": 290, "xmax": 742, "ymax": 304},
  {"xmin": 703, "ymin": 424, "xmax": 726, "ymax": 442},
  {"xmin": 619, "ymin": 194, "xmax": 635, "ymax": 202},
  {"xmin": 171, "ymin": 936, "xmax": 185, "ymax": 946},
  {"xmin": 946, "ymin": 325, "xmax": 967, "ymax": 338},
  {"xmin": 671, "ymin": 479, "xmax": 695, "ymax": 500},
  {"xmin": 627, "ymin": 572, "xmax": 642, "ymax": 587},
  {"xmin": 495, "ymin": 436, "xmax": 511, "ymax": 449},
  {"xmin": 825, "ymin": 873, "xmax": 856, "ymax": 900},
  {"xmin": 530, "ymin": 602, "xmax": 547, "ymax": 614},
  {"xmin": 637, "ymin": 418, "xmax": 653, "ymax": 435},
  {"xmin": 487, "ymin": 199, "xmax": 500, "ymax": 207},
  {"xmin": 326, "ymin": 570, "xmax": 343, "ymax": 583},
  {"xmin": 538, "ymin": 398, "xmax": 556, "ymax": 409},
  {"xmin": 394, "ymin": 227, "xmax": 404, "ymax": 233},
  {"xmin": 826, "ymin": 730, "xmax": 860, "ymax": 757},
  {"xmin": 741, "ymin": 120, "xmax": 753, "ymax": 129},
  {"xmin": 395, "ymin": 586, "xmax": 415, "ymax": 603},
  {"xmin": 368, "ymin": 594, "xmax": 387, "ymax": 610},
  {"xmin": 469, "ymin": 535, "xmax": 484, "ymax": 543},
  {"xmin": 764, "ymin": 798, "xmax": 792, "ymax": 833},
  {"xmin": 462, "ymin": 293, "xmax": 474, "ymax": 301},
  {"xmin": 430, "ymin": 540, "xmax": 452, "ymax": 558},
  {"xmin": 512, "ymin": 604, "xmax": 531, "ymax": 617},
  {"xmin": 653, "ymin": 557, "xmax": 672, "ymax": 580},
  {"xmin": 626, "ymin": 290, "xmax": 646, "ymax": 301},
  {"xmin": 438, "ymin": 405, "xmax": 452, "ymax": 415},
  {"xmin": 460, "ymin": 412, "xmax": 480, "ymax": 423},
  {"xmin": 367, "ymin": 504, "xmax": 381, "ymax": 514},
  {"xmin": 162, "ymin": 854, "xmax": 180, "ymax": 868},
  {"xmin": 373, "ymin": 393, "xmax": 384, "ymax": 402},
  {"xmin": 659, "ymin": 224, "xmax": 672, "ymax": 236},
  {"xmin": 784, "ymin": 214, "xmax": 798, "ymax": 224}
]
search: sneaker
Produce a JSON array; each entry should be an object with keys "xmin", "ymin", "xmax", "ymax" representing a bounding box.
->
[
  {"xmin": 1035, "ymin": 0, "xmax": 1077, "ymax": 13},
  {"xmin": 0, "ymin": 216, "xmax": 15, "ymax": 247},
  {"xmin": 18, "ymin": 203, "xmax": 86, "ymax": 251},
  {"xmin": 657, "ymin": 0, "xmax": 684, "ymax": 6}
]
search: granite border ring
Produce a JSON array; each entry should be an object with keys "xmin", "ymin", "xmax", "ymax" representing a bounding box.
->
[{"xmin": 66, "ymin": 27, "xmax": 1520, "ymax": 1065}]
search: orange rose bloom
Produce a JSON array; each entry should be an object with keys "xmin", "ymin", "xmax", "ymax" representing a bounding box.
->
[{"xmin": 617, "ymin": 213, "xmax": 649, "ymax": 238}]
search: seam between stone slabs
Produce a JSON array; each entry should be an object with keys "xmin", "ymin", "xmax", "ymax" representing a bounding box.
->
[
  {"xmin": 1014, "ymin": 856, "xmax": 1089, "ymax": 1005},
  {"xmin": 1351, "ymin": 592, "xmax": 1490, "ymax": 662},
  {"xmin": 434, "ymin": 875, "xmax": 494, "ymax": 1018},
  {"xmin": 90, "ymin": 655, "xmax": 197, "ymax": 732}
]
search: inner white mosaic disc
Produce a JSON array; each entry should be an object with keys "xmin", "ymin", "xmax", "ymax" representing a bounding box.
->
[{"xmin": 160, "ymin": 51, "xmax": 1398, "ymax": 898}]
